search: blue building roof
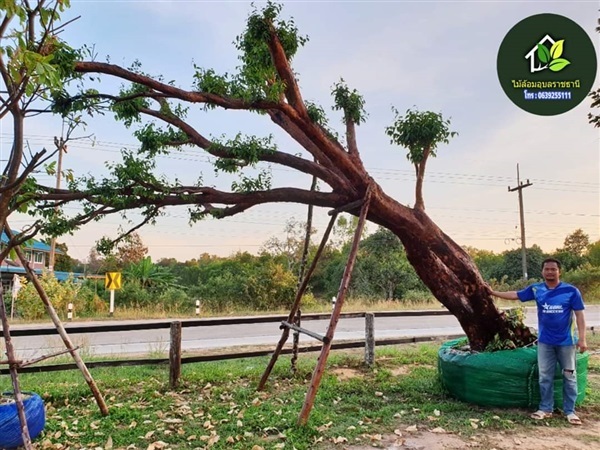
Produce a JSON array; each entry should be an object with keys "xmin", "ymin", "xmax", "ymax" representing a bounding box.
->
[
  {"xmin": 1, "ymin": 230, "xmax": 62, "ymax": 253},
  {"xmin": 0, "ymin": 266, "xmax": 83, "ymax": 281}
]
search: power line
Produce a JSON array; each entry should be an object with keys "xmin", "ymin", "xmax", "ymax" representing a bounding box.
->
[{"xmin": 2, "ymin": 133, "xmax": 598, "ymax": 191}]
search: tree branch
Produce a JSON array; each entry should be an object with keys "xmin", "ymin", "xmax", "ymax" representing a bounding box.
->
[
  {"xmin": 102, "ymin": 210, "xmax": 159, "ymax": 248},
  {"xmin": 265, "ymin": 20, "xmax": 307, "ymax": 117},
  {"xmin": 137, "ymin": 106, "xmax": 345, "ymax": 188},
  {"xmin": 35, "ymin": 186, "xmax": 349, "ymax": 219},
  {"xmin": 0, "ymin": 148, "xmax": 46, "ymax": 194},
  {"xmin": 75, "ymin": 61, "xmax": 282, "ymax": 111},
  {"xmin": 278, "ymin": 103, "xmax": 367, "ymax": 190},
  {"xmin": 346, "ymin": 120, "xmax": 358, "ymax": 156}
]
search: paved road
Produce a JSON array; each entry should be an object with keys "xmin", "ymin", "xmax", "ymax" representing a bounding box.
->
[{"xmin": 5, "ymin": 306, "xmax": 599, "ymax": 360}]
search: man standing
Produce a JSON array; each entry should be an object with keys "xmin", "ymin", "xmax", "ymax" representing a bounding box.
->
[{"xmin": 489, "ymin": 258, "xmax": 586, "ymax": 425}]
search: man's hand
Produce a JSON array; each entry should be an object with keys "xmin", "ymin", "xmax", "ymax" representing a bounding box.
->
[{"xmin": 577, "ymin": 339, "xmax": 587, "ymax": 353}]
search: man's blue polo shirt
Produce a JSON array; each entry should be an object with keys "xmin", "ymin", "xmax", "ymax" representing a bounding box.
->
[{"xmin": 517, "ymin": 282, "xmax": 585, "ymax": 346}]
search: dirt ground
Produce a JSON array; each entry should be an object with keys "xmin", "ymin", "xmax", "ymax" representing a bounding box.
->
[
  {"xmin": 328, "ymin": 365, "xmax": 600, "ymax": 450},
  {"xmin": 336, "ymin": 420, "xmax": 600, "ymax": 450}
]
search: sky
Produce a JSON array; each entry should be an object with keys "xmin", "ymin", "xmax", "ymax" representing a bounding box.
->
[{"xmin": 2, "ymin": 0, "xmax": 599, "ymax": 263}]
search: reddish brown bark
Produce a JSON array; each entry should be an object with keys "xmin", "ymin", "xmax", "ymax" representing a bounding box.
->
[{"xmin": 368, "ymin": 188, "xmax": 535, "ymax": 350}]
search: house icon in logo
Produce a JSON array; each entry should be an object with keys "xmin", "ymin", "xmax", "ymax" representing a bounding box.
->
[{"xmin": 525, "ymin": 34, "xmax": 556, "ymax": 73}]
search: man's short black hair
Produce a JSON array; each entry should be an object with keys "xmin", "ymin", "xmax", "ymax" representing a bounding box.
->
[{"xmin": 542, "ymin": 258, "xmax": 562, "ymax": 270}]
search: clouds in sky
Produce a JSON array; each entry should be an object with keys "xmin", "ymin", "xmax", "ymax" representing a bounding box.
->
[{"xmin": 7, "ymin": 1, "xmax": 598, "ymax": 262}]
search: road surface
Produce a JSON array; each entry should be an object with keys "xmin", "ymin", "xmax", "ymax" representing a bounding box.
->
[{"xmin": 4, "ymin": 306, "xmax": 599, "ymax": 359}]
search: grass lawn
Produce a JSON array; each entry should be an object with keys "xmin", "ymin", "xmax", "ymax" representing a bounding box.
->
[{"xmin": 1, "ymin": 334, "xmax": 599, "ymax": 449}]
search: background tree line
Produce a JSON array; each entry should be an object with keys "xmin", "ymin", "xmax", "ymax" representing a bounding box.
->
[{"xmin": 14, "ymin": 223, "xmax": 600, "ymax": 320}]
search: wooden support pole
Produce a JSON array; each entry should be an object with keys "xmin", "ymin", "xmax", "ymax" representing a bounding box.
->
[
  {"xmin": 328, "ymin": 198, "xmax": 364, "ymax": 216},
  {"xmin": 291, "ymin": 309, "xmax": 301, "ymax": 373},
  {"xmin": 281, "ymin": 320, "xmax": 327, "ymax": 343},
  {"xmin": 365, "ymin": 313, "xmax": 375, "ymax": 366},
  {"xmin": 0, "ymin": 285, "xmax": 33, "ymax": 449},
  {"xmin": 19, "ymin": 347, "xmax": 80, "ymax": 369},
  {"xmin": 298, "ymin": 187, "xmax": 372, "ymax": 425},
  {"xmin": 169, "ymin": 321, "xmax": 182, "ymax": 389},
  {"xmin": 7, "ymin": 228, "xmax": 109, "ymax": 416},
  {"xmin": 257, "ymin": 213, "xmax": 338, "ymax": 390},
  {"xmin": 293, "ymin": 173, "xmax": 317, "ymax": 371}
]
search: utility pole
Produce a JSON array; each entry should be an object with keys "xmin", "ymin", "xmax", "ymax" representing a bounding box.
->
[
  {"xmin": 48, "ymin": 136, "xmax": 67, "ymax": 271},
  {"xmin": 508, "ymin": 164, "xmax": 532, "ymax": 280}
]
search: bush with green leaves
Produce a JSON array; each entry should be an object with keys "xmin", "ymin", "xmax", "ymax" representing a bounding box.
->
[
  {"xmin": 15, "ymin": 272, "xmax": 87, "ymax": 320},
  {"xmin": 562, "ymin": 264, "xmax": 600, "ymax": 301},
  {"xmin": 155, "ymin": 287, "xmax": 192, "ymax": 313},
  {"xmin": 187, "ymin": 252, "xmax": 297, "ymax": 312}
]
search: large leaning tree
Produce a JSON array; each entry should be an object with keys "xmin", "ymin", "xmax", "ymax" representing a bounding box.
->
[{"xmin": 25, "ymin": 2, "xmax": 536, "ymax": 351}]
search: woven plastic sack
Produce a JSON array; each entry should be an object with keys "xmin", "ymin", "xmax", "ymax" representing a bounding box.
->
[
  {"xmin": 0, "ymin": 392, "xmax": 46, "ymax": 449},
  {"xmin": 438, "ymin": 339, "xmax": 588, "ymax": 408}
]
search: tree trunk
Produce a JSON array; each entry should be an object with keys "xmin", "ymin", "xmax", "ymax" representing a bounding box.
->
[{"xmin": 368, "ymin": 186, "xmax": 535, "ymax": 352}]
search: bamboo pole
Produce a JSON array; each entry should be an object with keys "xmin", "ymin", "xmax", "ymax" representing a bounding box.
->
[
  {"xmin": 298, "ymin": 187, "xmax": 372, "ymax": 425},
  {"xmin": 291, "ymin": 173, "xmax": 318, "ymax": 371},
  {"xmin": 0, "ymin": 285, "xmax": 33, "ymax": 449},
  {"xmin": 7, "ymin": 228, "xmax": 109, "ymax": 416},
  {"xmin": 257, "ymin": 213, "xmax": 338, "ymax": 390}
]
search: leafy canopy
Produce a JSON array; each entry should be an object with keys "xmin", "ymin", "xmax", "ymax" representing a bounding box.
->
[{"xmin": 385, "ymin": 107, "xmax": 457, "ymax": 164}]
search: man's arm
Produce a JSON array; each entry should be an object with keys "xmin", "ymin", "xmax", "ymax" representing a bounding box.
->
[
  {"xmin": 489, "ymin": 290, "xmax": 519, "ymax": 300},
  {"xmin": 574, "ymin": 309, "xmax": 587, "ymax": 353}
]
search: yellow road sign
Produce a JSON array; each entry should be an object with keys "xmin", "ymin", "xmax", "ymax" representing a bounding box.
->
[{"xmin": 105, "ymin": 272, "xmax": 122, "ymax": 290}]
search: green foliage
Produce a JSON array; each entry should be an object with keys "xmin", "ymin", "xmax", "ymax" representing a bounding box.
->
[
  {"xmin": 193, "ymin": 68, "xmax": 231, "ymax": 97},
  {"xmin": 234, "ymin": 1, "xmax": 308, "ymax": 101},
  {"xmin": 353, "ymin": 228, "xmax": 424, "ymax": 300},
  {"xmin": 484, "ymin": 307, "xmax": 532, "ymax": 351},
  {"xmin": 561, "ymin": 264, "xmax": 600, "ymax": 301},
  {"xmin": 260, "ymin": 217, "xmax": 317, "ymax": 278},
  {"xmin": 231, "ymin": 168, "xmax": 272, "ymax": 193},
  {"xmin": 551, "ymin": 249, "xmax": 587, "ymax": 272},
  {"xmin": 113, "ymin": 282, "xmax": 189, "ymax": 312},
  {"xmin": 186, "ymin": 252, "xmax": 297, "ymax": 312},
  {"xmin": 588, "ymin": 240, "xmax": 600, "ymax": 267},
  {"xmin": 134, "ymin": 123, "xmax": 190, "ymax": 156},
  {"xmin": 562, "ymin": 228, "xmax": 590, "ymax": 257},
  {"xmin": 15, "ymin": 272, "xmax": 86, "ymax": 320},
  {"xmin": 466, "ymin": 247, "xmax": 504, "ymax": 280},
  {"xmin": 212, "ymin": 133, "xmax": 277, "ymax": 173},
  {"xmin": 331, "ymin": 79, "xmax": 367, "ymax": 124},
  {"xmin": 0, "ymin": 0, "xmax": 82, "ymax": 100},
  {"xmin": 309, "ymin": 227, "xmax": 426, "ymax": 301},
  {"xmin": 123, "ymin": 256, "xmax": 177, "ymax": 289},
  {"xmin": 487, "ymin": 245, "xmax": 548, "ymax": 283},
  {"xmin": 385, "ymin": 107, "xmax": 457, "ymax": 164}
]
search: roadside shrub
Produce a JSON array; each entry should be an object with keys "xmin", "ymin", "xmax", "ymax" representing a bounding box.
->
[
  {"xmin": 114, "ymin": 283, "xmax": 153, "ymax": 308},
  {"xmin": 155, "ymin": 287, "xmax": 190, "ymax": 313},
  {"xmin": 562, "ymin": 264, "xmax": 600, "ymax": 301},
  {"xmin": 15, "ymin": 273, "xmax": 85, "ymax": 320}
]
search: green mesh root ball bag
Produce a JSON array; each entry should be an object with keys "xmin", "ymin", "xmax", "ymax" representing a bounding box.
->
[{"xmin": 438, "ymin": 339, "xmax": 588, "ymax": 408}]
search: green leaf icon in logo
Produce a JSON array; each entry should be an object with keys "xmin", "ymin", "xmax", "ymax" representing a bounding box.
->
[
  {"xmin": 550, "ymin": 39, "xmax": 564, "ymax": 59},
  {"xmin": 537, "ymin": 44, "xmax": 551, "ymax": 63},
  {"xmin": 549, "ymin": 58, "xmax": 570, "ymax": 72}
]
